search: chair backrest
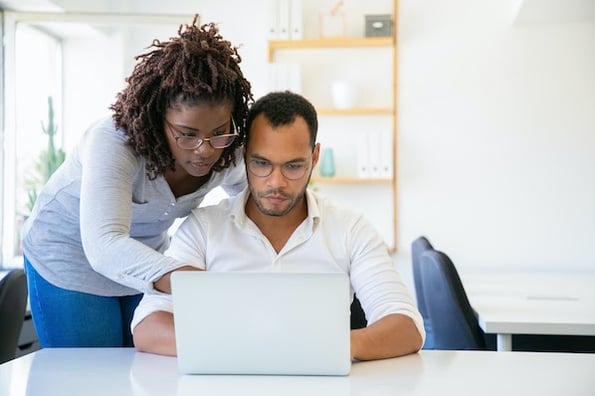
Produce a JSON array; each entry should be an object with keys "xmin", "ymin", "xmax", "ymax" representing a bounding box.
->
[
  {"xmin": 411, "ymin": 236, "xmax": 434, "ymax": 348},
  {"xmin": 0, "ymin": 269, "xmax": 29, "ymax": 363},
  {"xmin": 350, "ymin": 294, "xmax": 367, "ymax": 329},
  {"xmin": 419, "ymin": 250, "xmax": 486, "ymax": 350}
]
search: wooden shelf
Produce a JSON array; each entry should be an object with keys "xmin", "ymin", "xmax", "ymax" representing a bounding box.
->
[
  {"xmin": 267, "ymin": 1, "xmax": 398, "ymax": 250},
  {"xmin": 311, "ymin": 177, "xmax": 392, "ymax": 184},
  {"xmin": 317, "ymin": 108, "xmax": 393, "ymax": 116},
  {"xmin": 268, "ymin": 37, "xmax": 393, "ymax": 61}
]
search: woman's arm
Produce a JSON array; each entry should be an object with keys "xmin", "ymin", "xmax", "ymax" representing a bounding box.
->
[{"xmin": 79, "ymin": 122, "xmax": 186, "ymax": 293}]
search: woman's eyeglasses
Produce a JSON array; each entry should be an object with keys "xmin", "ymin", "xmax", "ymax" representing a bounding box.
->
[{"xmin": 165, "ymin": 118, "xmax": 238, "ymax": 150}]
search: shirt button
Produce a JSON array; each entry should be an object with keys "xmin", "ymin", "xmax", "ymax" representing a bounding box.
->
[
  {"xmin": 164, "ymin": 212, "xmax": 169, "ymax": 216},
  {"xmin": 171, "ymin": 202, "xmax": 175, "ymax": 206}
]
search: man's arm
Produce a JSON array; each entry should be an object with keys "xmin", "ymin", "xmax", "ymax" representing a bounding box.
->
[
  {"xmin": 153, "ymin": 265, "xmax": 201, "ymax": 294},
  {"xmin": 350, "ymin": 313, "xmax": 423, "ymax": 361},
  {"xmin": 133, "ymin": 311, "xmax": 177, "ymax": 356}
]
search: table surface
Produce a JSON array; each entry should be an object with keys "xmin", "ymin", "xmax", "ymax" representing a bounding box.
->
[
  {"xmin": 461, "ymin": 271, "xmax": 595, "ymax": 336},
  {"xmin": 1, "ymin": 348, "xmax": 594, "ymax": 396}
]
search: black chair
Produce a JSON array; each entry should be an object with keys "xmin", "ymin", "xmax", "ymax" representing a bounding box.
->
[
  {"xmin": 350, "ymin": 294, "xmax": 367, "ymax": 329},
  {"xmin": 419, "ymin": 250, "xmax": 486, "ymax": 350},
  {"xmin": 411, "ymin": 236, "xmax": 434, "ymax": 348},
  {"xmin": 0, "ymin": 269, "xmax": 29, "ymax": 363}
]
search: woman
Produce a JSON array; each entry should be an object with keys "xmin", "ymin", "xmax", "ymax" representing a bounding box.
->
[{"xmin": 21, "ymin": 16, "xmax": 253, "ymax": 347}]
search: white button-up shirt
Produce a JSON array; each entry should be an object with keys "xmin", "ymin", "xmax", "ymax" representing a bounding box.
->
[{"xmin": 132, "ymin": 187, "xmax": 425, "ymax": 342}]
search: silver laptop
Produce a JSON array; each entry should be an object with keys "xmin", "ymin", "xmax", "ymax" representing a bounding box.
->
[{"xmin": 171, "ymin": 271, "xmax": 351, "ymax": 376}]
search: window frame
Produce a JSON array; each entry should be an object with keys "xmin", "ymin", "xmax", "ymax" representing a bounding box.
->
[{"xmin": 0, "ymin": 11, "xmax": 192, "ymax": 267}]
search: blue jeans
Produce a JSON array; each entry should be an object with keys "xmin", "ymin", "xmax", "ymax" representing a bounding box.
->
[{"xmin": 24, "ymin": 256, "xmax": 142, "ymax": 348}]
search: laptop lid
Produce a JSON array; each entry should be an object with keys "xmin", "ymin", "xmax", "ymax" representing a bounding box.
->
[{"xmin": 171, "ymin": 271, "xmax": 351, "ymax": 376}]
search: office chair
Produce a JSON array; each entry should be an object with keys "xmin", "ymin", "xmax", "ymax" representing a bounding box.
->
[
  {"xmin": 419, "ymin": 250, "xmax": 486, "ymax": 350},
  {"xmin": 0, "ymin": 269, "xmax": 29, "ymax": 363},
  {"xmin": 411, "ymin": 236, "xmax": 434, "ymax": 348},
  {"xmin": 350, "ymin": 294, "xmax": 367, "ymax": 329}
]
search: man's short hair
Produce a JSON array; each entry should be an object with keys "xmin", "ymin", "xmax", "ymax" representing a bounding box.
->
[{"xmin": 245, "ymin": 91, "xmax": 318, "ymax": 148}]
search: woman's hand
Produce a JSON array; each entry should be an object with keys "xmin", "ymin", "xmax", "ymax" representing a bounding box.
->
[{"xmin": 153, "ymin": 265, "xmax": 202, "ymax": 294}]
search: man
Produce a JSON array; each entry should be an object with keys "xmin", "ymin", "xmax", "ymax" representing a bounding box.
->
[{"xmin": 132, "ymin": 91, "xmax": 425, "ymax": 360}]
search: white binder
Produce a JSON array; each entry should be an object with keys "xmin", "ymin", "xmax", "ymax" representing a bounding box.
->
[{"xmin": 289, "ymin": 0, "xmax": 303, "ymax": 40}]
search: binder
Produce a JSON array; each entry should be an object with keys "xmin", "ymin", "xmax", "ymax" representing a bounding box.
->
[
  {"xmin": 277, "ymin": 0, "xmax": 290, "ymax": 40},
  {"xmin": 267, "ymin": 0, "xmax": 279, "ymax": 40},
  {"xmin": 289, "ymin": 0, "xmax": 303, "ymax": 40},
  {"xmin": 380, "ymin": 130, "xmax": 393, "ymax": 178},
  {"xmin": 268, "ymin": 63, "xmax": 301, "ymax": 93},
  {"xmin": 357, "ymin": 134, "xmax": 370, "ymax": 178},
  {"xmin": 367, "ymin": 130, "xmax": 382, "ymax": 178}
]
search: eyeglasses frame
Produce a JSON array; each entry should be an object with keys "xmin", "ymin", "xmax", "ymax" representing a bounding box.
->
[{"xmin": 164, "ymin": 117, "xmax": 239, "ymax": 150}]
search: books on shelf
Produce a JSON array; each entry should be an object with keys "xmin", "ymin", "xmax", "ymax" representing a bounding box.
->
[
  {"xmin": 268, "ymin": 0, "xmax": 302, "ymax": 40},
  {"xmin": 268, "ymin": 62, "xmax": 301, "ymax": 93},
  {"xmin": 357, "ymin": 130, "xmax": 392, "ymax": 179}
]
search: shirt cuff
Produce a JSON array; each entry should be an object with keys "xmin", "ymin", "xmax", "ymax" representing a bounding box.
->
[{"xmin": 130, "ymin": 293, "xmax": 173, "ymax": 334}]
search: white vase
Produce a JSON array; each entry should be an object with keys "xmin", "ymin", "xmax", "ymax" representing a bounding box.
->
[{"xmin": 331, "ymin": 81, "xmax": 358, "ymax": 109}]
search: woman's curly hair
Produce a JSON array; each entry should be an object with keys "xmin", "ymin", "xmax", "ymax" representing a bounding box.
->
[{"xmin": 110, "ymin": 15, "xmax": 253, "ymax": 179}]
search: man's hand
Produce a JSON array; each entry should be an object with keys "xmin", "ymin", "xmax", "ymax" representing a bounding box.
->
[{"xmin": 153, "ymin": 265, "xmax": 202, "ymax": 294}]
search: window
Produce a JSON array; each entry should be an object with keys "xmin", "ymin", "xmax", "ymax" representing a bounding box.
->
[{"xmin": 1, "ymin": 12, "xmax": 194, "ymax": 268}]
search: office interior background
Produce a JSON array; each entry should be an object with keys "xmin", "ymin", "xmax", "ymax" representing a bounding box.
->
[{"xmin": 0, "ymin": 0, "xmax": 594, "ymax": 296}]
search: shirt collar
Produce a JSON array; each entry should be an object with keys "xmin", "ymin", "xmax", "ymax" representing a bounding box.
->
[{"xmin": 229, "ymin": 186, "xmax": 321, "ymax": 227}]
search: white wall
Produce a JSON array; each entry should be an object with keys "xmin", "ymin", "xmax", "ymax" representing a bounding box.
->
[
  {"xmin": 58, "ymin": 0, "xmax": 595, "ymax": 290},
  {"xmin": 395, "ymin": 0, "xmax": 595, "ymax": 285}
]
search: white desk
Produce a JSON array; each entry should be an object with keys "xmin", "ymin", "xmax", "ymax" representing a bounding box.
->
[
  {"xmin": 461, "ymin": 271, "xmax": 595, "ymax": 351},
  {"xmin": 1, "ymin": 348, "xmax": 594, "ymax": 395}
]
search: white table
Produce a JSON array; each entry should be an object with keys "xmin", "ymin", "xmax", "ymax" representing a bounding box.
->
[
  {"xmin": 461, "ymin": 271, "xmax": 595, "ymax": 351},
  {"xmin": 1, "ymin": 348, "xmax": 595, "ymax": 395}
]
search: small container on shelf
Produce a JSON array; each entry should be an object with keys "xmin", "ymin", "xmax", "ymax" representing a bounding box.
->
[
  {"xmin": 331, "ymin": 81, "xmax": 358, "ymax": 109},
  {"xmin": 319, "ymin": 147, "xmax": 336, "ymax": 177},
  {"xmin": 364, "ymin": 14, "xmax": 393, "ymax": 37}
]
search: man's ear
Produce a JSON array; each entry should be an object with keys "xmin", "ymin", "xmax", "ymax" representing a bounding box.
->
[{"xmin": 312, "ymin": 143, "xmax": 321, "ymax": 168}]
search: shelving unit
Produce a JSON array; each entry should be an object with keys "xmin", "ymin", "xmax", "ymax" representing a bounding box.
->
[
  {"xmin": 267, "ymin": 37, "xmax": 393, "ymax": 61},
  {"xmin": 311, "ymin": 177, "xmax": 392, "ymax": 184},
  {"xmin": 267, "ymin": 0, "xmax": 398, "ymax": 250}
]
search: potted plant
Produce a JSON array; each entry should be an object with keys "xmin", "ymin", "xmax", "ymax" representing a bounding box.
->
[{"xmin": 24, "ymin": 96, "xmax": 66, "ymax": 213}]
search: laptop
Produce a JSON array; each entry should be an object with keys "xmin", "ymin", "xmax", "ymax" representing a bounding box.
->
[{"xmin": 171, "ymin": 271, "xmax": 351, "ymax": 376}]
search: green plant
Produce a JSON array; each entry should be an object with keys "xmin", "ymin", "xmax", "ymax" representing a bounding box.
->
[{"xmin": 25, "ymin": 96, "xmax": 66, "ymax": 212}]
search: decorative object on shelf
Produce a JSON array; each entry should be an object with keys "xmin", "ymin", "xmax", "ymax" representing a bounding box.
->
[
  {"xmin": 319, "ymin": 0, "xmax": 346, "ymax": 38},
  {"xmin": 365, "ymin": 14, "xmax": 393, "ymax": 37},
  {"xmin": 319, "ymin": 147, "xmax": 336, "ymax": 177},
  {"xmin": 331, "ymin": 80, "xmax": 358, "ymax": 109}
]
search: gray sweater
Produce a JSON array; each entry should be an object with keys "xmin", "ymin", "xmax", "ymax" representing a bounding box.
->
[{"xmin": 21, "ymin": 116, "xmax": 246, "ymax": 296}]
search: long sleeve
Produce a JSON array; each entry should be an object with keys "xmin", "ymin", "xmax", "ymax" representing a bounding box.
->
[{"xmin": 79, "ymin": 122, "xmax": 184, "ymax": 293}]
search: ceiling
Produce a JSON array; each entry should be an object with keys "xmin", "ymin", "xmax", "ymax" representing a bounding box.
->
[
  {"xmin": 513, "ymin": 0, "xmax": 595, "ymax": 24},
  {"xmin": 0, "ymin": 0, "xmax": 62, "ymax": 12},
  {"xmin": 0, "ymin": 0, "xmax": 160, "ymax": 13},
  {"xmin": 3, "ymin": 0, "xmax": 594, "ymax": 24}
]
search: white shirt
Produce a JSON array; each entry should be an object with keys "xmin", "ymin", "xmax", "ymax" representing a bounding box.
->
[{"xmin": 132, "ymin": 187, "xmax": 425, "ymax": 342}]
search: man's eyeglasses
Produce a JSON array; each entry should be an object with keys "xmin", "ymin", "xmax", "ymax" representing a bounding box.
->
[
  {"xmin": 165, "ymin": 118, "xmax": 238, "ymax": 150},
  {"xmin": 247, "ymin": 158, "xmax": 310, "ymax": 180}
]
